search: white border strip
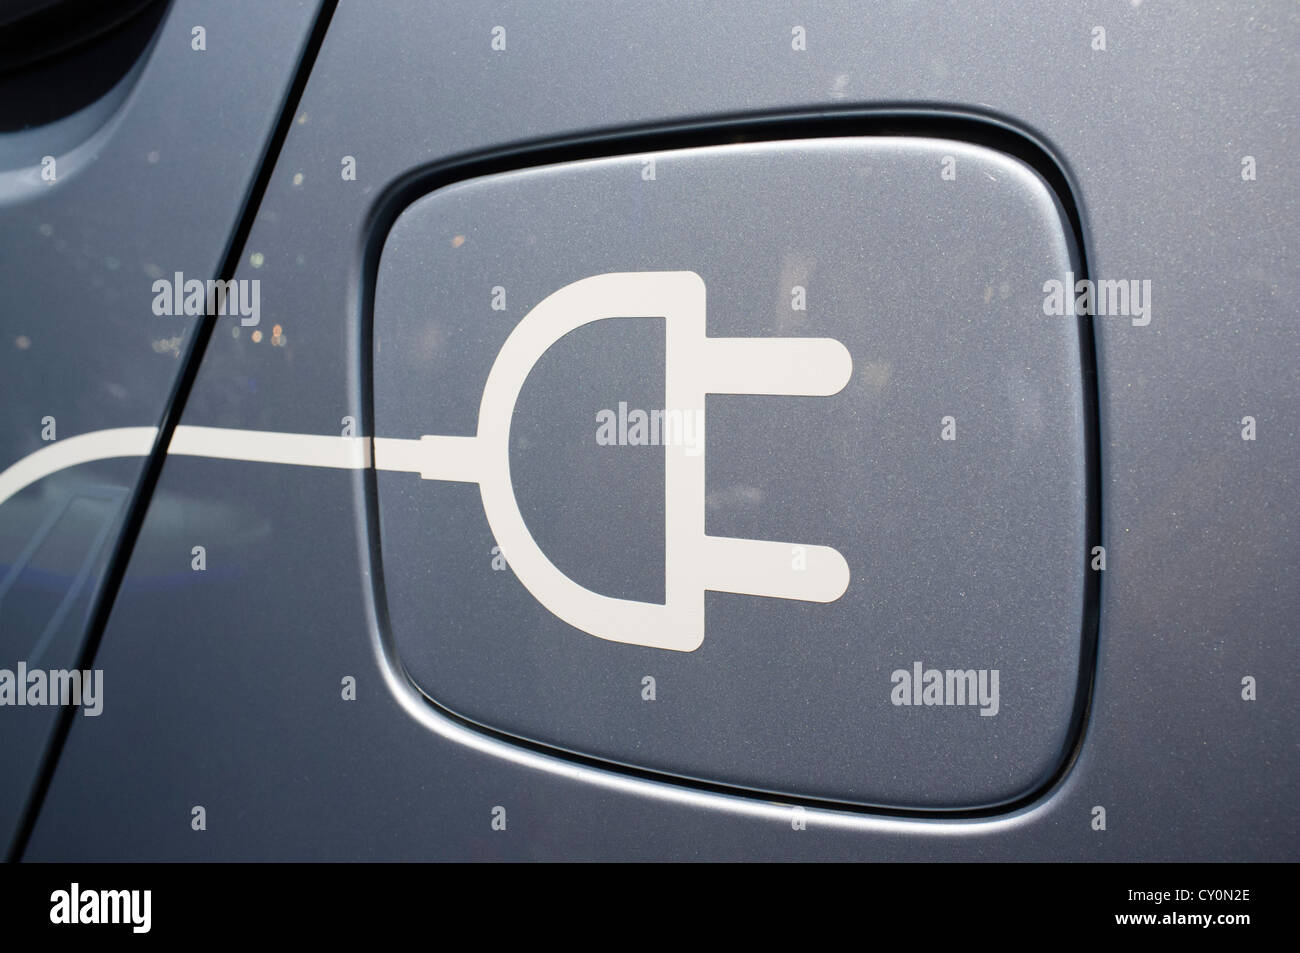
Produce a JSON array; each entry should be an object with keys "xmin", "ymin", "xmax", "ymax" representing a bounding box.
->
[
  {"xmin": 169, "ymin": 425, "xmax": 372, "ymax": 469},
  {"xmin": 0, "ymin": 427, "xmax": 159, "ymax": 509},
  {"xmin": 0, "ymin": 426, "xmax": 375, "ymax": 510}
]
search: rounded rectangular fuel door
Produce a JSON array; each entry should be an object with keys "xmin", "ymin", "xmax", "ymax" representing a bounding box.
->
[{"xmin": 371, "ymin": 135, "xmax": 1091, "ymax": 811}]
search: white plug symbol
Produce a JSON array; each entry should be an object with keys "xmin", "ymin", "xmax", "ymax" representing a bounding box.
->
[{"xmin": 375, "ymin": 272, "xmax": 852, "ymax": 652}]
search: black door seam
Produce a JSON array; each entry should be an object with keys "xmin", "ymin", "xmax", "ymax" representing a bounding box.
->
[{"xmin": 7, "ymin": 0, "xmax": 340, "ymax": 863}]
